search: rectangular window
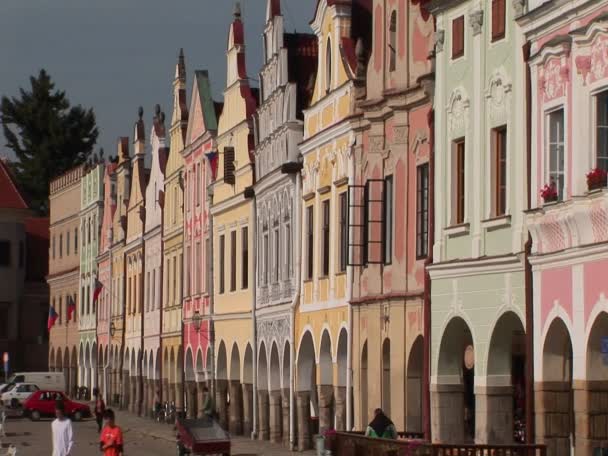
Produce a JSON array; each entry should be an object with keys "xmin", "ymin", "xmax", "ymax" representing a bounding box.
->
[
  {"xmin": 186, "ymin": 245, "xmax": 191, "ymax": 296},
  {"xmin": 0, "ymin": 303, "xmax": 8, "ymax": 339},
  {"xmin": 219, "ymin": 235, "xmax": 225, "ymax": 294},
  {"xmin": 274, "ymin": 228, "xmax": 280, "ymax": 283},
  {"xmin": 224, "ymin": 147, "xmax": 236, "ymax": 185},
  {"xmin": 454, "ymin": 139, "xmax": 466, "ymax": 224},
  {"xmin": 285, "ymin": 224, "xmax": 291, "ymax": 278},
  {"xmin": 306, "ymin": 206, "xmax": 314, "ymax": 280},
  {"xmin": 263, "ymin": 233, "xmax": 269, "ymax": 285},
  {"xmin": 146, "ymin": 272, "xmax": 150, "ymax": 311},
  {"xmin": 196, "ymin": 242, "xmax": 201, "ymax": 294},
  {"xmin": 152, "ymin": 269, "xmax": 156, "ymax": 309},
  {"xmin": 597, "ymin": 91, "xmax": 608, "ymax": 171},
  {"xmin": 384, "ymin": 176, "xmax": 393, "ymax": 265},
  {"xmin": 52, "ymin": 236, "xmax": 56, "ymax": 260},
  {"xmin": 197, "ymin": 164, "xmax": 202, "ymax": 206},
  {"xmin": 548, "ymin": 109, "xmax": 565, "ymax": 200},
  {"xmin": 178, "ymin": 253, "xmax": 183, "ymax": 302},
  {"xmin": 322, "ymin": 200, "xmax": 330, "ymax": 276},
  {"xmin": 491, "ymin": 0, "xmax": 506, "ymax": 41},
  {"xmin": 66, "ymin": 231, "xmax": 70, "ymax": 256},
  {"xmin": 452, "ymin": 15, "xmax": 464, "ymax": 59},
  {"xmin": 230, "ymin": 231, "xmax": 237, "ymax": 292},
  {"xmin": 416, "ymin": 164, "xmax": 430, "ymax": 258},
  {"xmin": 339, "ymin": 193, "xmax": 347, "ymax": 272},
  {"xmin": 0, "ymin": 241, "xmax": 9, "ymax": 267},
  {"xmin": 172, "ymin": 257, "xmax": 177, "ymax": 304},
  {"xmin": 59, "ymin": 234, "xmax": 63, "ymax": 258},
  {"xmin": 241, "ymin": 227, "xmax": 248, "ymax": 289},
  {"xmin": 492, "ymin": 127, "xmax": 508, "ymax": 216},
  {"xmin": 205, "ymin": 238, "xmax": 211, "ymax": 293},
  {"xmin": 58, "ymin": 296, "xmax": 62, "ymax": 325}
]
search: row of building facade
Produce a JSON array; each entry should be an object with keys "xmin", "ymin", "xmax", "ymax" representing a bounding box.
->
[{"xmin": 46, "ymin": 0, "xmax": 608, "ymax": 454}]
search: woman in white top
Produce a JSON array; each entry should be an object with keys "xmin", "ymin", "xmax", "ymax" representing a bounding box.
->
[{"xmin": 51, "ymin": 400, "xmax": 73, "ymax": 456}]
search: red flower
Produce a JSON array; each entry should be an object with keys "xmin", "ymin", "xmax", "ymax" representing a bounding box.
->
[
  {"xmin": 540, "ymin": 182, "xmax": 558, "ymax": 201},
  {"xmin": 586, "ymin": 167, "xmax": 607, "ymax": 189}
]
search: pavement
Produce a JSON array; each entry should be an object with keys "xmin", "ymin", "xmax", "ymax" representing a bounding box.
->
[{"xmin": 0, "ymin": 409, "xmax": 316, "ymax": 455}]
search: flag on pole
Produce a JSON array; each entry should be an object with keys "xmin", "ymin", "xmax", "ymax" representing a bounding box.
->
[
  {"xmin": 93, "ymin": 279, "xmax": 104, "ymax": 305},
  {"xmin": 67, "ymin": 295, "xmax": 76, "ymax": 322},
  {"xmin": 47, "ymin": 306, "xmax": 58, "ymax": 331}
]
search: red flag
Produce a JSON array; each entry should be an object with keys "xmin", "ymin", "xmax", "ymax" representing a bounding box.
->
[
  {"xmin": 93, "ymin": 279, "xmax": 103, "ymax": 304},
  {"xmin": 67, "ymin": 295, "xmax": 76, "ymax": 322},
  {"xmin": 47, "ymin": 306, "xmax": 58, "ymax": 331}
]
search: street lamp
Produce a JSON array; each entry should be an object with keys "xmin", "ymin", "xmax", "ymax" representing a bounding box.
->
[
  {"xmin": 110, "ymin": 322, "xmax": 116, "ymax": 337},
  {"xmin": 192, "ymin": 310, "xmax": 202, "ymax": 333}
]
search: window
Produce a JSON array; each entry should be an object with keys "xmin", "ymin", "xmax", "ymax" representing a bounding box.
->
[
  {"xmin": 197, "ymin": 164, "xmax": 202, "ymax": 206},
  {"xmin": 58, "ymin": 296, "xmax": 62, "ymax": 324},
  {"xmin": 306, "ymin": 206, "xmax": 314, "ymax": 280},
  {"xmin": 339, "ymin": 193, "xmax": 348, "ymax": 272},
  {"xmin": 241, "ymin": 227, "xmax": 248, "ymax": 289},
  {"xmin": 326, "ymin": 38, "xmax": 332, "ymax": 92},
  {"xmin": 52, "ymin": 236, "xmax": 56, "ymax": 260},
  {"xmin": 596, "ymin": 91, "xmax": 608, "ymax": 171},
  {"xmin": 492, "ymin": 127, "xmax": 508, "ymax": 216},
  {"xmin": 172, "ymin": 257, "xmax": 177, "ymax": 304},
  {"xmin": 274, "ymin": 228, "xmax": 280, "ymax": 283},
  {"xmin": 74, "ymin": 228, "xmax": 78, "ymax": 253},
  {"xmin": 178, "ymin": 253, "xmax": 183, "ymax": 302},
  {"xmin": 285, "ymin": 224, "xmax": 291, "ymax": 278},
  {"xmin": 152, "ymin": 269, "xmax": 156, "ymax": 309},
  {"xmin": 0, "ymin": 303, "xmax": 8, "ymax": 339},
  {"xmin": 146, "ymin": 272, "xmax": 150, "ymax": 311},
  {"xmin": 59, "ymin": 234, "xmax": 63, "ymax": 258},
  {"xmin": 389, "ymin": 11, "xmax": 397, "ymax": 72},
  {"xmin": 66, "ymin": 231, "xmax": 70, "ymax": 256},
  {"xmin": 230, "ymin": 231, "xmax": 237, "ymax": 292},
  {"xmin": 186, "ymin": 246, "xmax": 191, "ymax": 296},
  {"xmin": 322, "ymin": 200, "xmax": 330, "ymax": 276},
  {"xmin": 384, "ymin": 176, "xmax": 393, "ymax": 264},
  {"xmin": 452, "ymin": 15, "xmax": 464, "ymax": 59},
  {"xmin": 196, "ymin": 242, "xmax": 201, "ymax": 294},
  {"xmin": 454, "ymin": 139, "xmax": 466, "ymax": 224},
  {"xmin": 548, "ymin": 109, "xmax": 565, "ymax": 200},
  {"xmin": 0, "ymin": 241, "xmax": 10, "ymax": 267},
  {"xmin": 416, "ymin": 164, "xmax": 429, "ymax": 258},
  {"xmin": 224, "ymin": 147, "xmax": 235, "ymax": 185},
  {"xmin": 491, "ymin": 0, "xmax": 506, "ymax": 42},
  {"xmin": 219, "ymin": 235, "xmax": 225, "ymax": 294},
  {"xmin": 205, "ymin": 238, "xmax": 211, "ymax": 293},
  {"xmin": 19, "ymin": 241, "xmax": 24, "ymax": 268}
]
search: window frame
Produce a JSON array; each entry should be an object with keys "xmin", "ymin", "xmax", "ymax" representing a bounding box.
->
[
  {"xmin": 452, "ymin": 15, "xmax": 465, "ymax": 59},
  {"xmin": 0, "ymin": 240, "xmax": 10, "ymax": 267},
  {"xmin": 241, "ymin": 227, "xmax": 248, "ymax": 290},
  {"xmin": 492, "ymin": 126, "xmax": 508, "ymax": 217},
  {"xmin": 339, "ymin": 192, "xmax": 348, "ymax": 272},
  {"xmin": 596, "ymin": 90, "xmax": 608, "ymax": 172},
  {"xmin": 546, "ymin": 108, "xmax": 565, "ymax": 201},
  {"xmin": 321, "ymin": 200, "xmax": 330, "ymax": 277},
  {"xmin": 219, "ymin": 235, "xmax": 225, "ymax": 294},
  {"xmin": 491, "ymin": 0, "xmax": 506, "ymax": 42},
  {"xmin": 230, "ymin": 231, "xmax": 237, "ymax": 292},
  {"xmin": 453, "ymin": 139, "xmax": 466, "ymax": 225},
  {"xmin": 306, "ymin": 205, "xmax": 314, "ymax": 280},
  {"xmin": 416, "ymin": 163, "xmax": 429, "ymax": 259},
  {"xmin": 383, "ymin": 176, "xmax": 393, "ymax": 265},
  {"xmin": 389, "ymin": 10, "xmax": 397, "ymax": 72}
]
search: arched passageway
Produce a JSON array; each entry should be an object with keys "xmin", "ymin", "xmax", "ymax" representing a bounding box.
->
[
  {"xmin": 296, "ymin": 332, "xmax": 316, "ymax": 451},
  {"xmin": 281, "ymin": 342, "xmax": 291, "ymax": 446},
  {"xmin": 318, "ymin": 331, "xmax": 333, "ymax": 433},
  {"xmin": 406, "ymin": 336, "xmax": 423, "ymax": 434},
  {"xmin": 268, "ymin": 343, "xmax": 282, "ymax": 443},
  {"xmin": 216, "ymin": 341, "xmax": 228, "ymax": 429},
  {"xmin": 433, "ymin": 317, "xmax": 474, "ymax": 443},
  {"xmin": 257, "ymin": 342, "xmax": 270, "ymax": 440},
  {"xmin": 382, "ymin": 338, "xmax": 391, "ymax": 417},
  {"xmin": 336, "ymin": 329, "xmax": 348, "ymax": 432},
  {"xmin": 360, "ymin": 341, "xmax": 368, "ymax": 430},
  {"xmin": 242, "ymin": 344, "xmax": 254, "ymax": 437},
  {"xmin": 228, "ymin": 344, "xmax": 243, "ymax": 435}
]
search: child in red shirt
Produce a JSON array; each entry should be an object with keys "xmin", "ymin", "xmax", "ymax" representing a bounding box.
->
[{"xmin": 99, "ymin": 409, "xmax": 123, "ymax": 456}]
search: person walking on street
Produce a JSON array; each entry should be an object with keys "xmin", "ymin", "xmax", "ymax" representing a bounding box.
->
[
  {"xmin": 365, "ymin": 408, "xmax": 398, "ymax": 439},
  {"xmin": 99, "ymin": 409, "xmax": 123, "ymax": 456},
  {"xmin": 52, "ymin": 400, "xmax": 74, "ymax": 456},
  {"xmin": 93, "ymin": 388, "xmax": 106, "ymax": 433},
  {"xmin": 201, "ymin": 386, "xmax": 214, "ymax": 420}
]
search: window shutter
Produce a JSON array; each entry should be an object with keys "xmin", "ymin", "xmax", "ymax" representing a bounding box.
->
[
  {"xmin": 224, "ymin": 147, "xmax": 235, "ymax": 185},
  {"xmin": 452, "ymin": 16, "xmax": 464, "ymax": 58},
  {"xmin": 492, "ymin": 0, "xmax": 506, "ymax": 41}
]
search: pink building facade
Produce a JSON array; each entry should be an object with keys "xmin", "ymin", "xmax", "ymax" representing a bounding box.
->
[
  {"xmin": 182, "ymin": 70, "xmax": 220, "ymax": 419},
  {"xmin": 520, "ymin": 2, "xmax": 608, "ymax": 455}
]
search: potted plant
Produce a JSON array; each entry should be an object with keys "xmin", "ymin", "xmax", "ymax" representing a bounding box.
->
[
  {"xmin": 540, "ymin": 182, "xmax": 558, "ymax": 204},
  {"xmin": 586, "ymin": 167, "xmax": 607, "ymax": 191},
  {"xmin": 322, "ymin": 428, "xmax": 337, "ymax": 454}
]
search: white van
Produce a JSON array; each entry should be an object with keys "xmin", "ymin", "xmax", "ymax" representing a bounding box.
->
[{"xmin": 3, "ymin": 372, "xmax": 65, "ymax": 393}]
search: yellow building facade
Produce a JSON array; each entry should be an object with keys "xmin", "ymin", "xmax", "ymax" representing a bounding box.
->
[
  {"xmin": 110, "ymin": 137, "xmax": 131, "ymax": 407},
  {"xmin": 294, "ymin": 0, "xmax": 366, "ymax": 449},
  {"xmin": 210, "ymin": 5, "xmax": 258, "ymax": 437},
  {"xmin": 162, "ymin": 51, "xmax": 188, "ymax": 410},
  {"xmin": 124, "ymin": 110, "xmax": 148, "ymax": 415}
]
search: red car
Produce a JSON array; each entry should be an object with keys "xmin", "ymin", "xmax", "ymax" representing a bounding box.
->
[{"xmin": 23, "ymin": 390, "xmax": 91, "ymax": 421}]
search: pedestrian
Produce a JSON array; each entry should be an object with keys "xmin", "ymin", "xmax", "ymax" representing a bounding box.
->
[
  {"xmin": 93, "ymin": 388, "xmax": 106, "ymax": 433},
  {"xmin": 201, "ymin": 386, "xmax": 214, "ymax": 420},
  {"xmin": 99, "ymin": 409, "xmax": 123, "ymax": 456},
  {"xmin": 51, "ymin": 400, "xmax": 74, "ymax": 456},
  {"xmin": 364, "ymin": 408, "xmax": 397, "ymax": 439}
]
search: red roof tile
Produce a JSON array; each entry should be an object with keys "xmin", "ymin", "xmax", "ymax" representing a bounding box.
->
[{"xmin": 0, "ymin": 159, "xmax": 28, "ymax": 210}]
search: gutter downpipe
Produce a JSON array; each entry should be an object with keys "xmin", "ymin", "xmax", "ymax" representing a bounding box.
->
[
  {"xmin": 139, "ymin": 212, "xmax": 146, "ymax": 416},
  {"xmin": 250, "ymin": 185, "xmax": 258, "ymax": 440},
  {"xmin": 523, "ymin": 40, "xmax": 535, "ymax": 444},
  {"xmin": 289, "ymin": 166, "xmax": 303, "ymax": 449},
  {"xmin": 206, "ymin": 180, "xmax": 216, "ymax": 412},
  {"xmin": 346, "ymin": 134, "xmax": 356, "ymax": 432},
  {"xmin": 159, "ymin": 192, "xmax": 165, "ymax": 403}
]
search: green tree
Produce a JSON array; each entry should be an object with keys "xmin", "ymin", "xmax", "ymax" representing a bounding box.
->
[{"xmin": 1, "ymin": 69, "xmax": 98, "ymax": 213}]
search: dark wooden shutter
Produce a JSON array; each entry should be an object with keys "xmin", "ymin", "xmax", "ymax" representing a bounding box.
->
[
  {"xmin": 492, "ymin": 0, "xmax": 506, "ymax": 41},
  {"xmin": 224, "ymin": 147, "xmax": 235, "ymax": 185},
  {"xmin": 452, "ymin": 16, "xmax": 464, "ymax": 58}
]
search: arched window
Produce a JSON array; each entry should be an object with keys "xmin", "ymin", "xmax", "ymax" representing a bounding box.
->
[
  {"xmin": 389, "ymin": 11, "xmax": 397, "ymax": 72},
  {"xmin": 326, "ymin": 38, "xmax": 332, "ymax": 92}
]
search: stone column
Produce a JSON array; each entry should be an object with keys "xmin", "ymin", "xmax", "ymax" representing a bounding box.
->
[
  {"xmin": 574, "ymin": 380, "xmax": 591, "ymax": 456},
  {"xmin": 474, "ymin": 385, "xmax": 513, "ymax": 444},
  {"xmin": 334, "ymin": 386, "xmax": 346, "ymax": 432},
  {"xmin": 175, "ymin": 382, "xmax": 184, "ymax": 414},
  {"xmin": 296, "ymin": 391, "xmax": 311, "ymax": 451},
  {"xmin": 229, "ymin": 380, "xmax": 243, "ymax": 435},
  {"xmin": 186, "ymin": 381, "xmax": 197, "ymax": 419},
  {"xmin": 121, "ymin": 371, "xmax": 129, "ymax": 410},
  {"xmin": 196, "ymin": 383, "xmax": 205, "ymax": 419},
  {"xmin": 142, "ymin": 378, "xmax": 148, "ymax": 416},
  {"xmin": 258, "ymin": 390, "xmax": 270, "ymax": 440},
  {"xmin": 242, "ymin": 383, "xmax": 253, "ymax": 437},
  {"xmin": 136, "ymin": 376, "xmax": 143, "ymax": 416},
  {"xmin": 129, "ymin": 376, "xmax": 136, "ymax": 413},
  {"xmin": 111, "ymin": 369, "xmax": 118, "ymax": 405},
  {"xmin": 162, "ymin": 379, "xmax": 169, "ymax": 403},
  {"xmin": 535, "ymin": 381, "xmax": 573, "ymax": 456},
  {"xmin": 216, "ymin": 379, "xmax": 228, "ymax": 429},
  {"xmin": 431, "ymin": 384, "xmax": 465, "ymax": 443},
  {"xmin": 269, "ymin": 390, "xmax": 282, "ymax": 443},
  {"xmin": 282, "ymin": 389, "xmax": 290, "ymax": 447},
  {"xmin": 317, "ymin": 384, "xmax": 334, "ymax": 432}
]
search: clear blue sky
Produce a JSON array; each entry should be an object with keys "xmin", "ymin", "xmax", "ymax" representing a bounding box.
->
[{"xmin": 0, "ymin": 0, "xmax": 315, "ymax": 160}]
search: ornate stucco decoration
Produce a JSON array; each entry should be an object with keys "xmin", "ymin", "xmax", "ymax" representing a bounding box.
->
[
  {"xmin": 486, "ymin": 68, "xmax": 513, "ymax": 125},
  {"xmin": 411, "ymin": 130, "xmax": 429, "ymax": 159},
  {"xmin": 469, "ymin": 10, "xmax": 483, "ymax": 36},
  {"xmin": 394, "ymin": 125, "xmax": 408, "ymax": 145},
  {"xmin": 369, "ymin": 135, "xmax": 384, "ymax": 154},
  {"xmin": 573, "ymin": 23, "xmax": 608, "ymax": 86},
  {"xmin": 435, "ymin": 29, "xmax": 445, "ymax": 53},
  {"xmin": 257, "ymin": 316, "xmax": 290, "ymax": 354},
  {"xmin": 446, "ymin": 87, "xmax": 470, "ymax": 138},
  {"xmin": 512, "ymin": 0, "xmax": 525, "ymax": 18}
]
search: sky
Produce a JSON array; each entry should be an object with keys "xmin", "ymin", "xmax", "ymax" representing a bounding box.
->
[{"xmin": 0, "ymin": 0, "xmax": 315, "ymax": 160}]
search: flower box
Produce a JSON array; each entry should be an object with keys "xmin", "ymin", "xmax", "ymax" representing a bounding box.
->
[
  {"xmin": 540, "ymin": 183, "xmax": 558, "ymax": 204},
  {"xmin": 586, "ymin": 168, "xmax": 607, "ymax": 192}
]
